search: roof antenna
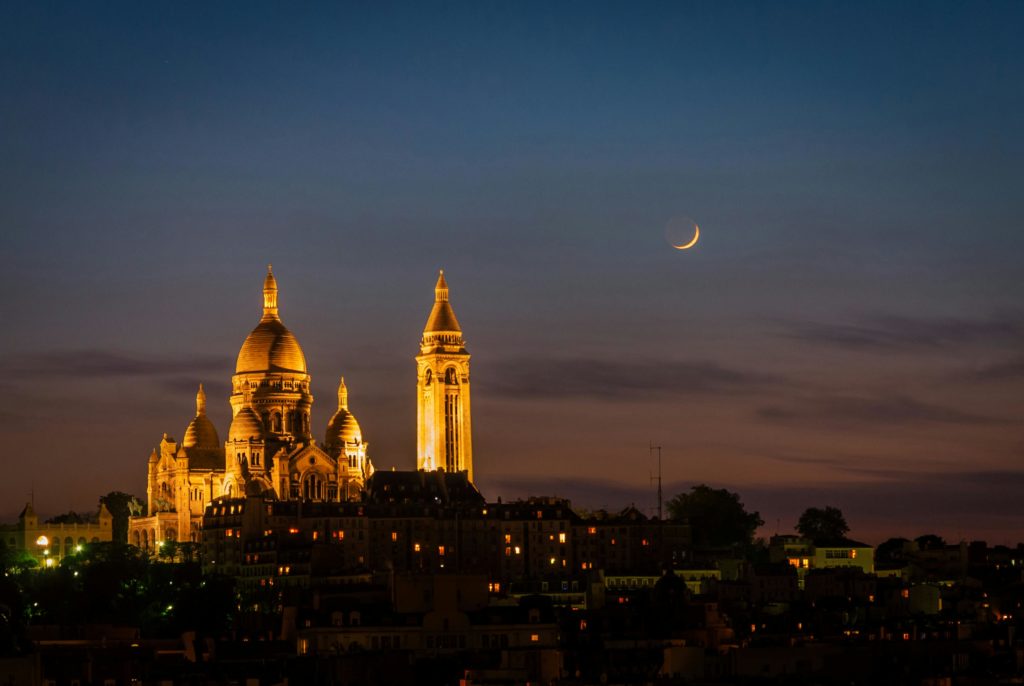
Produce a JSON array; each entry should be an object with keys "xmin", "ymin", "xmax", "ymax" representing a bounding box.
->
[{"xmin": 649, "ymin": 442, "xmax": 662, "ymax": 520}]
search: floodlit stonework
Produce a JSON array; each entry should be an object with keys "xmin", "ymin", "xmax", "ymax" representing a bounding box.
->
[
  {"xmin": 129, "ymin": 268, "xmax": 473, "ymax": 549},
  {"xmin": 416, "ymin": 271, "xmax": 474, "ymax": 481}
]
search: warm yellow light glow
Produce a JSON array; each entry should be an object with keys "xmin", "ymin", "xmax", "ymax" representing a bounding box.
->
[
  {"xmin": 36, "ymin": 535, "xmax": 48, "ymax": 546},
  {"xmin": 671, "ymin": 224, "xmax": 700, "ymax": 250},
  {"xmin": 558, "ymin": 532, "xmax": 567, "ymax": 543}
]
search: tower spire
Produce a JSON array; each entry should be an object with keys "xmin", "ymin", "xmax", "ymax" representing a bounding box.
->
[
  {"xmin": 337, "ymin": 376, "xmax": 348, "ymax": 410},
  {"xmin": 196, "ymin": 383, "xmax": 207, "ymax": 416},
  {"xmin": 262, "ymin": 264, "xmax": 279, "ymax": 320},
  {"xmin": 416, "ymin": 271, "xmax": 473, "ymax": 481},
  {"xmin": 434, "ymin": 269, "xmax": 449, "ymax": 302}
]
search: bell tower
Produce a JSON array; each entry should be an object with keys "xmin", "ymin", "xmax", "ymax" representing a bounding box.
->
[{"xmin": 416, "ymin": 271, "xmax": 473, "ymax": 481}]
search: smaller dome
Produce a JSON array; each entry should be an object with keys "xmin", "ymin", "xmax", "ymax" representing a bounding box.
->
[
  {"xmin": 229, "ymin": 406, "xmax": 264, "ymax": 442},
  {"xmin": 325, "ymin": 376, "xmax": 361, "ymax": 447},
  {"xmin": 326, "ymin": 409, "xmax": 362, "ymax": 447},
  {"xmin": 182, "ymin": 383, "xmax": 220, "ymax": 448},
  {"xmin": 183, "ymin": 415, "xmax": 220, "ymax": 448}
]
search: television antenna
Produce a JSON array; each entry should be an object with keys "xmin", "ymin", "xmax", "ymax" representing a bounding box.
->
[{"xmin": 649, "ymin": 442, "xmax": 662, "ymax": 520}]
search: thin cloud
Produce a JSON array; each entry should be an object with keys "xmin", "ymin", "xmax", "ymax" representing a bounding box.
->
[
  {"xmin": 785, "ymin": 312, "xmax": 1024, "ymax": 352},
  {"xmin": 758, "ymin": 393, "xmax": 1003, "ymax": 428},
  {"xmin": 482, "ymin": 357, "xmax": 781, "ymax": 400},
  {"xmin": 961, "ymin": 355, "xmax": 1024, "ymax": 382},
  {"xmin": 3, "ymin": 349, "xmax": 230, "ymax": 378}
]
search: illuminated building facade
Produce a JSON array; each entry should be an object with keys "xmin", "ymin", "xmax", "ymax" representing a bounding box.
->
[
  {"xmin": 1, "ymin": 501, "xmax": 112, "ymax": 567},
  {"xmin": 416, "ymin": 271, "xmax": 474, "ymax": 481},
  {"xmin": 129, "ymin": 267, "xmax": 372, "ymax": 548},
  {"xmin": 130, "ymin": 268, "xmax": 476, "ymax": 549}
]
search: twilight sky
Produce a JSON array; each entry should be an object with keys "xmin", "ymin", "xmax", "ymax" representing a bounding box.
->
[{"xmin": 2, "ymin": 2, "xmax": 1022, "ymax": 544}]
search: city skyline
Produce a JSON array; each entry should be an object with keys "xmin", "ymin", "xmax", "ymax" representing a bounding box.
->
[{"xmin": 2, "ymin": 2, "xmax": 1022, "ymax": 545}]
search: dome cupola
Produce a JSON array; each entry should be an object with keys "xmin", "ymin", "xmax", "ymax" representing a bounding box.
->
[
  {"xmin": 182, "ymin": 383, "xmax": 221, "ymax": 448},
  {"xmin": 325, "ymin": 376, "xmax": 362, "ymax": 448},
  {"xmin": 228, "ymin": 401, "xmax": 264, "ymax": 443},
  {"xmin": 235, "ymin": 265, "xmax": 308, "ymax": 374}
]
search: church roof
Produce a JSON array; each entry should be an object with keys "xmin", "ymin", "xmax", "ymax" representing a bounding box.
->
[
  {"xmin": 228, "ymin": 405, "xmax": 264, "ymax": 442},
  {"xmin": 325, "ymin": 377, "xmax": 362, "ymax": 448},
  {"xmin": 364, "ymin": 469, "xmax": 484, "ymax": 506},
  {"xmin": 235, "ymin": 266, "xmax": 308, "ymax": 374},
  {"xmin": 182, "ymin": 383, "xmax": 221, "ymax": 449},
  {"xmin": 423, "ymin": 270, "xmax": 462, "ymax": 334}
]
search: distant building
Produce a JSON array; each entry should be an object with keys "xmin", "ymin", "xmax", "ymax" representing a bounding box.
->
[
  {"xmin": 1, "ymin": 501, "xmax": 112, "ymax": 567},
  {"xmin": 769, "ymin": 535, "xmax": 874, "ymax": 588}
]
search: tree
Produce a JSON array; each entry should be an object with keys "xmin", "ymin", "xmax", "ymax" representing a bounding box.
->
[
  {"xmin": 666, "ymin": 485, "xmax": 764, "ymax": 548},
  {"xmin": 876, "ymin": 537, "xmax": 910, "ymax": 564},
  {"xmin": 99, "ymin": 491, "xmax": 144, "ymax": 544},
  {"xmin": 914, "ymin": 534, "xmax": 945, "ymax": 550},
  {"xmin": 796, "ymin": 506, "xmax": 849, "ymax": 542}
]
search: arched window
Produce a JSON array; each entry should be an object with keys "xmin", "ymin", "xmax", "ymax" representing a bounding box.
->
[
  {"xmin": 424, "ymin": 369, "xmax": 432, "ymax": 386},
  {"xmin": 303, "ymin": 473, "xmax": 324, "ymax": 501},
  {"xmin": 253, "ymin": 452, "xmax": 261, "ymax": 466},
  {"xmin": 445, "ymin": 368, "xmax": 458, "ymax": 385},
  {"xmin": 271, "ymin": 412, "xmax": 282, "ymax": 432}
]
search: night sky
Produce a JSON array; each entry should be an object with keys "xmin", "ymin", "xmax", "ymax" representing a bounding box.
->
[{"xmin": 2, "ymin": 2, "xmax": 1022, "ymax": 544}]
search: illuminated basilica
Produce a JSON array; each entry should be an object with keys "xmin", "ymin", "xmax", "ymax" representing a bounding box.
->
[{"xmin": 129, "ymin": 267, "xmax": 473, "ymax": 548}]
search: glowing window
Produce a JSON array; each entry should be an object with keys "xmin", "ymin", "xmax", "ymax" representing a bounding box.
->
[
  {"xmin": 391, "ymin": 531, "xmax": 398, "ymax": 542},
  {"xmin": 558, "ymin": 532, "xmax": 567, "ymax": 543},
  {"xmin": 530, "ymin": 634, "xmax": 539, "ymax": 642}
]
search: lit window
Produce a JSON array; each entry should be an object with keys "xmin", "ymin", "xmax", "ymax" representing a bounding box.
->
[
  {"xmin": 514, "ymin": 546, "xmax": 521, "ymax": 555},
  {"xmin": 504, "ymin": 533, "xmax": 511, "ymax": 544},
  {"xmin": 558, "ymin": 532, "xmax": 567, "ymax": 543},
  {"xmin": 850, "ymin": 549, "xmax": 857, "ymax": 558},
  {"xmin": 530, "ymin": 634, "xmax": 539, "ymax": 642},
  {"xmin": 587, "ymin": 527, "xmax": 596, "ymax": 535},
  {"xmin": 391, "ymin": 531, "xmax": 398, "ymax": 542},
  {"xmin": 641, "ymin": 538, "xmax": 648, "ymax": 546},
  {"xmin": 312, "ymin": 531, "xmax": 319, "ymax": 541},
  {"xmin": 414, "ymin": 543, "xmax": 421, "ymax": 552},
  {"xmin": 438, "ymin": 545, "xmax": 445, "ymax": 556},
  {"xmin": 288, "ymin": 527, "xmax": 299, "ymax": 535},
  {"xmin": 549, "ymin": 557, "xmax": 556, "ymax": 565},
  {"xmin": 505, "ymin": 546, "xmax": 511, "ymax": 556},
  {"xmin": 225, "ymin": 529, "xmax": 233, "ymax": 538}
]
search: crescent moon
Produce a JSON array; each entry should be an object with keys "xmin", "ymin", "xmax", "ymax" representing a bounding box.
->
[{"xmin": 672, "ymin": 224, "xmax": 700, "ymax": 250}]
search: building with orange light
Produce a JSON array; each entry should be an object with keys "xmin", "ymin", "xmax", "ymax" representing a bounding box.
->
[{"xmin": 129, "ymin": 268, "xmax": 473, "ymax": 550}]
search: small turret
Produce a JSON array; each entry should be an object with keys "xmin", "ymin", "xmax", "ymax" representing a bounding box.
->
[{"xmin": 262, "ymin": 264, "xmax": 278, "ymax": 321}]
